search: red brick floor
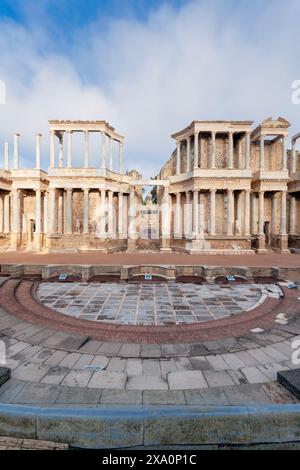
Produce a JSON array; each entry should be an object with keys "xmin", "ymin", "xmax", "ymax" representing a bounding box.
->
[{"xmin": 0, "ymin": 252, "xmax": 300, "ymax": 266}]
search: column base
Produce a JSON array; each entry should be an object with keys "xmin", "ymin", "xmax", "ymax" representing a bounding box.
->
[
  {"xmin": 160, "ymin": 238, "xmax": 172, "ymax": 252},
  {"xmin": 34, "ymin": 233, "xmax": 43, "ymax": 251},
  {"xmin": 278, "ymin": 234, "xmax": 290, "ymax": 253},
  {"xmin": 257, "ymin": 234, "xmax": 267, "ymax": 253},
  {"xmin": 7, "ymin": 233, "xmax": 20, "ymax": 251},
  {"xmin": 127, "ymin": 239, "xmax": 137, "ymax": 252}
]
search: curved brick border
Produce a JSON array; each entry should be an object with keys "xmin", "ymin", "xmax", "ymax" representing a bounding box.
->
[{"xmin": 0, "ymin": 279, "xmax": 299, "ymax": 343}]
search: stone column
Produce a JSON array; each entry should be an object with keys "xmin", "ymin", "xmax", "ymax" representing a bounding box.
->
[
  {"xmin": 4, "ymin": 142, "xmax": 9, "ymax": 170},
  {"xmin": 271, "ymin": 194, "xmax": 276, "ymax": 234},
  {"xmin": 245, "ymin": 132, "xmax": 251, "ymax": 170},
  {"xmin": 83, "ymin": 189, "xmax": 89, "ymax": 234},
  {"xmin": 11, "ymin": 190, "xmax": 20, "ymax": 249},
  {"xmin": 209, "ymin": 189, "xmax": 216, "ymax": 236},
  {"xmin": 259, "ymin": 134, "xmax": 265, "ymax": 171},
  {"xmin": 291, "ymin": 141, "xmax": 296, "ymax": 174},
  {"xmin": 58, "ymin": 192, "xmax": 63, "ymax": 233},
  {"xmin": 101, "ymin": 132, "xmax": 106, "ymax": 171},
  {"xmin": 186, "ymin": 137, "xmax": 191, "ymax": 172},
  {"xmin": 65, "ymin": 188, "xmax": 73, "ymax": 234},
  {"xmin": 4, "ymin": 194, "xmax": 9, "ymax": 233},
  {"xmin": 184, "ymin": 191, "xmax": 191, "ymax": 238},
  {"xmin": 50, "ymin": 130, "xmax": 55, "ymax": 168},
  {"xmin": 35, "ymin": 133, "xmax": 41, "ymax": 170},
  {"xmin": 244, "ymin": 190, "xmax": 250, "ymax": 236},
  {"xmin": 109, "ymin": 138, "xmax": 113, "ymax": 172},
  {"xmin": 238, "ymin": 139, "xmax": 242, "ymax": 169},
  {"xmin": 211, "ymin": 131, "xmax": 216, "ymax": 169},
  {"xmin": 118, "ymin": 192, "xmax": 124, "ymax": 238},
  {"xmin": 290, "ymin": 195, "xmax": 296, "ymax": 235},
  {"xmin": 108, "ymin": 191, "xmax": 114, "ymax": 237},
  {"xmin": 176, "ymin": 141, "xmax": 181, "ymax": 174},
  {"xmin": 192, "ymin": 190, "xmax": 199, "ymax": 237},
  {"xmin": 174, "ymin": 192, "xmax": 182, "ymax": 238},
  {"xmin": 13, "ymin": 134, "xmax": 20, "ymax": 170},
  {"xmin": 193, "ymin": 132, "xmax": 199, "ymax": 169},
  {"xmin": 0, "ymin": 195, "xmax": 3, "ymax": 233},
  {"xmin": 280, "ymin": 191, "xmax": 287, "ymax": 235},
  {"xmin": 281, "ymin": 136, "xmax": 287, "ymax": 171},
  {"xmin": 84, "ymin": 131, "xmax": 89, "ymax": 169},
  {"xmin": 43, "ymin": 192, "xmax": 48, "ymax": 234},
  {"xmin": 228, "ymin": 132, "xmax": 233, "ymax": 169},
  {"xmin": 99, "ymin": 189, "xmax": 106, "ymax": 238},
  {"xmin": 251, "ymin": 194, "xmax": 257, "ymax": 234},
  {"xmin": 67, "ymin": 131, "xmax": 72, "ymax": 169},
  {"xmin": 258, "ymin": 191, "xmax": 265, "ymax": 235},
  {"xmin": 35, "ymin": 189, "xmax": 41, "ymax": 233},
  {"xmin": 161, "ymin": 188, "xmax": 171, "ymax": 251},
  {"xmin": 128, "ymin": 186, "xmax": 136, "ymax": 249},
  {"xmin": 227, "ymin": 189, "xmax": 234, "ymax": 236},
  {"xmin": 119, "ymin": 142, "xmax": 123, "ymax": 174},
  {"xmin": 59, "ymin": 137, "xmax": 63, "ymax": 168}
]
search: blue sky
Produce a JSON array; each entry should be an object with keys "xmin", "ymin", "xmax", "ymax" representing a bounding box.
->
[{"xmin": 0, "ymin": 0, "xmax": 299, "ymax": 175}]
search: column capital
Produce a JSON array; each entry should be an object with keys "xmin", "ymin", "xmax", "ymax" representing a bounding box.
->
[{"xmin": 66, "ymin": 187, "xmax": 73, "ymax": 194}]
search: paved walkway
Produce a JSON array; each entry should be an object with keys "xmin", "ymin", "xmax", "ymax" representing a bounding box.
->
[{"xmin": 1, "ymin": 252, "xmax": 300, "ymax": 266}]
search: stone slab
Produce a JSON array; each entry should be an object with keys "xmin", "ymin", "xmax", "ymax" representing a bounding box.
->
[
  {"xmin": 278, "ymin": 369, "xmax": 300, "ymax": 400},
  {"xmin": 0, "ymin": 366, "xmax": 11, "ymax": 387}
]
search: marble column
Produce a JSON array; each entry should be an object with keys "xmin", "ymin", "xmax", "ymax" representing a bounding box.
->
[
  {"xmin": 83, "ymin": 189, "xmax": 89, "ymax": 234},
  {"xmin": 12, "ymin": 190, "xmax": 20, "ymax": 233},
  {"xmin": 281, "ymin": 136, "xmax": 287, "ymax": 171},
  {"xmin": 192, "ymin": 190, "xmax": 199, "ymax": 237},
  {"xmin": 35, "ymin": 190, "xmax": 41, "ymax": 233},
  {"xmin": 186, "ymin": 138, "xmax": 191, "ymax": 172},
  {"xmin": 227, "ymin": 189, "xmax": 234, "ymax": 236},
  {"xmin": 65, "ymin": 188, "xmax": 73, "ymax": 234},
  {"xmin": 119, "ymin": 142, "xmax": 123, "ymax": 174},
  {"xmin": 174, "ymin": 192, "xmax": 182, "ymax": 238},
  {"xmin": 211, "ymin": 131, "xmax": 216, "ymax": 169},
  {"xmin": 271, "ymin": 194, "xmax": 276, "ymax": 234},
  {"xmin": 244, "ymin": 190, "xmax": 250, "ymax": 236},
  {"xmin": 3, "ymin": 194, "xmax": 9, "ymax": 233},
  {"xmin": 43, "ymin": 192, "xmax": 48, "ymax": 234},
  {"xmin": 108, "ymin": 191, "xmax": 114, "ymax": 237},
  {"xmin": 118, "ymin": 192, "xmax": 124, "ymax": 238},
  {"xmin": 35, "ymin": 133, "xmax": 41, "ymax": 170},
  {"xmin": 209, "ymin": 189, "xmax": 216, "ymax": 236},
  {"xmin": 59, "ymin": 137, "xmax": 63, "ymax": 168},
  {"xmin": 58, "ymin": 192, "xmax": 63, "ymax": 233},
  {"xmin": 258, "ymin": 191, "xmax": 265, "ymax": 235},
  {"xmin": 280, "ymin": 191, "xmax": 287, "ymax": 235},
  {"xmin": 50, "ymin": 130, "xmax": 55, "ymax": 168},
  {"xmin": 13, "ymin": 134, "xmax": 20, "ymax": 170},
  {"xmin": 245, "ymin": 132, "xmax": 251, "ymax": 170},
  {"xmin": 101, "ymin": 132, "xmax": 106, "ymax": 171},
  {"xmin": 161, "ymin": 188, "xmax": 171, "ymax": 239},
  {"xmin": 259, "ymin": 135, "xmax": 265, "ymax": 171},
  {"xmin": 228, "ymin": 132, "xmax": 233, "ymax": 169},
  {"xmin": 4, "ymin": 142, "xmax": 9, "ymax": 170},
  {"xmin": 290, "ymin": 195, "xmax": 296, "ymax": 234},
  {"xmin": 67, "ymin": 131, "xmax": 72, "ymax": 169},
  {"xmin": 184, "ymin": 191, "xmax": 191, "ymax": 238},
  {"xmin": 109, "ymin": 138, "xmax": 113, "ymax": 172},
  {"xmin": 99, "ymin": 189, "xmax": 106, "ymax": 237},
  {"xmin": 238, "ymin": 139, "xmax": 242, "ymax": 169},
  {"xmin": 0, "ymin": 195, "xmax": 3, "ymax": 233},
  {"xmin": 128, "ymin": 186, "xmax": 136, "ymax": 240},
  {"xmin": 251, "ymin": 194, "xmax": 257, "ymax": 234},
  {"xmin": 176, "ymin": 141, "xmax": 181, "ymax": 174},
  {"xmin": 291, "ymin": 141, "xmax": 296, "ymax": 174},
  {"xmin": 193, "ymin": 132, "xmax": 199, "ymax": 169},
  {"xmin": 84, "ymin": 131, "xmax": 89, "ymax": 169}
]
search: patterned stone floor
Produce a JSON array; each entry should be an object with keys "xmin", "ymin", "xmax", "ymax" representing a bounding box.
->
[{"xmin": 36, "ymin": 282, "xmax": 280, "ymax": 325}]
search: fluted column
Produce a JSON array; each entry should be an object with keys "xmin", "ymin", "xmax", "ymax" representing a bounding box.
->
[
  {"xmin": 184, "ymin": 191, "xmax": 191, "ymax": 238},
  {"xmin": 244, "ymin": 190, "xmax": 250, "ymax": 236},
  {"xmin": 174, "ymin": 192, "xmax": 182, "ymax": 238},
  {"xmin": 161, "ymin": 187, "xmax": 171, "ymax": 239},
  {"xmin": 280, "ymin": 191, "xmax": 287, "ymax": 235},
  {"xmin": 13, "ymin": 134, "xmax": 20, "ymax": 170},
  {"xmin": 67, "ymin": 131, "xmax": 72, "ymax": 169},
  {"xmin": 259, "ymin": 134, "xmax": 265, "ymax": 171},
  {"xmin": 186, "ymin": 138, "xmax": 191, "ymax": 172},
  {"xmin": 12, "ymin": 190, "xmax": 20, "ymax": 233},
  {"xmin": 251, "ymin": 194, "xmax": 257, "ymax": 235},
  {"xmin": 58, "ymin": 192, "xmax": 63, "ymax": 233},
  {"xmin": 99, "ymin": 189, "xmax": 106, "ymax": 238},
  {"xmin": 4, "ymin": 194, "xmax": 9, "ymax": 233},
  {"xmin": 227, "ymin": 189, "xmax": 234, "ymax": 236},
  {"xmin": 192, "ymin": 190, "xmax": 199, "ymax": 237},
  {"xmin": 209, "ymin": 189, "xmax": 216, "ymax": 236},
  {"xmin": 176, "ymin": 141, "xmax": 181, "ymax": 174},
  {"xmin": 193, "ymin": 132, "xmax": 199, "ymax": 169},
  {"xmin": 211, "ymin": 131, "xmax": 216, "ymax": 169},
  {"xmin": 35, "ymin": 133, "xmax": 41, "ymax": 170},
  {"xmin": 4, "ymin": 142, "xmax": 9, "ymax": 170},
  {"xmin": 50, "ymin": 130, "xmax": 55, "ymax": 168},
  {"xmin": 108, "ymin": 191, "xmax": 114, "ymax": 237},
  {"xmin": 128, "ymin": 186, "xmax": 136, "ymax": 239},
  {"xmin": 119, "ymin": 142, "xmax": 123, "ymax": 174},
  {"xmin": 84, "ymin": 131, "xmax": 89, "ymax": 169},
  {"xmin": 291, "ymin": 140, "xmax": 296, "ymax": 174},
  {"xmin": 228, "ymin": 132, "xmax": 233, "ymax": 169},
  {"xmin": 65, "ymin": 188, "xmax": 73, "ymax": 234},
  {"xmin": 43, "ymin": 192, "xmax": 48, "ymax": 234},
  {"xmin": 83, "ymin": 189, "xmax": 89, "ymax": 234},
  {"xmin": 290, "ymin": 195, "xmax": 296, "ymax": 235},
  {"xmin": 35, "ymin": 189, "xmax": 41, "ymax": 233},
  {"xmin": 258, "ymin": 191, "xmax": 265, "ymax": 235},
  {"xmin": 281, "ymin": 136, "xmax": 287, "ymax": 171},
  {"xmin": 0, "ymin": 195, "xmax": 3, "ymax": 233},
  {"xmin": 271, "ymin": 194, "xmax": 276, "ymax": 234},
  {"xmin": 245, "ymin": 132, "xmax": 251, "ymax": 170},
  {"xmin": 58, "ymin": 137, "xmax": 63, "ymax": 168},
  {"xmin": 118, "ymin": 192, "xmax": 124, "ymax": 238}
]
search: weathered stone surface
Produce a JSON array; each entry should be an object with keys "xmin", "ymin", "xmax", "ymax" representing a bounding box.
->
[
  {"xmin": 278, "ymin": 369, "xmax": 300, "ymax": 400},
  {"xmin": 168, "ymin": 370, "xmax": 208, "ymax": 390},
  {"xmin": 0, "ymin": 366, "xmax": 11, "ymax": 387}
]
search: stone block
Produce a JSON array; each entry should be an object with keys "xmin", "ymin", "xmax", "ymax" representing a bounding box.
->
[{"xmin": 278, "ymin": 368, "xmax": 300, "ymax": 399}]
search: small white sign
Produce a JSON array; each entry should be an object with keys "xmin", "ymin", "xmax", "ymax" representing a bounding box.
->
[
  {"xmin": 227, "ymin": 275, "xmax": 235, "ymax": 282},
  {"xmin": 145, "ymin": 274, "xmax": 152, "ymax": 281},
  {"xmin": 58, "ymin": 274, "xmax": 68, "ymax": 281}
]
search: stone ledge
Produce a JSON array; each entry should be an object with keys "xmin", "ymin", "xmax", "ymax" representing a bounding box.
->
[{"xmin": 0, "ymin": 367, "xmax": 11, "ymax": 387}]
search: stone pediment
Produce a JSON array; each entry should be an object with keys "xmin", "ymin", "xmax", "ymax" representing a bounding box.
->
[{"xmin": 261, "ymin": 116, "xmax": 290, "ymax": 128}]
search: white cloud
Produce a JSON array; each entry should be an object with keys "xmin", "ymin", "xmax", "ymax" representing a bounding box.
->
[{"xmin": 0, "ymin": 0, "xmax": 300, "ymax": 176}]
